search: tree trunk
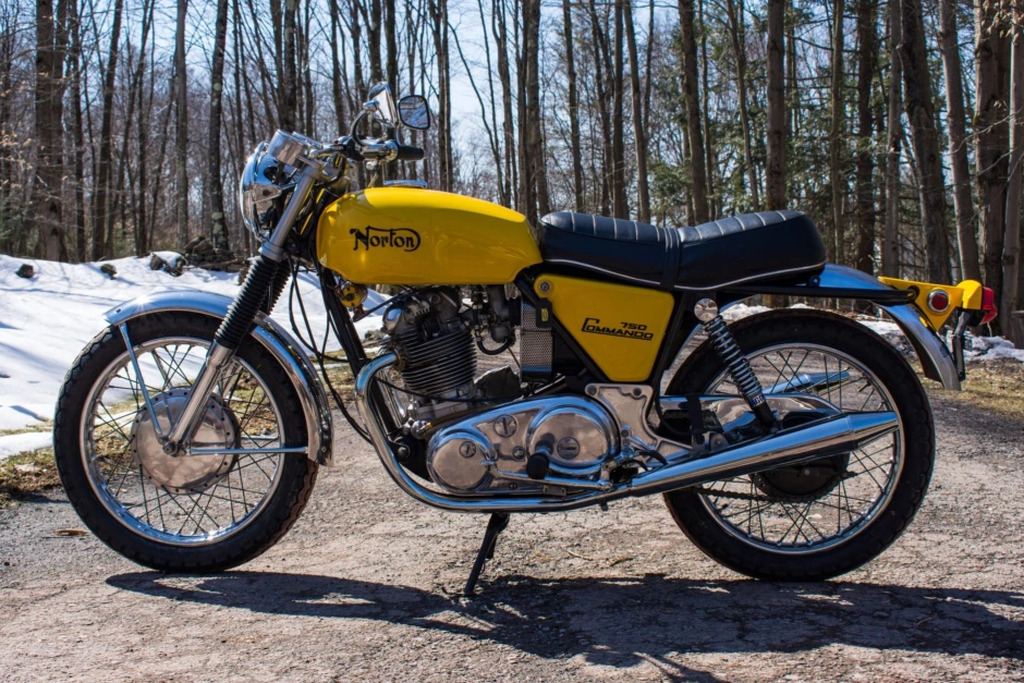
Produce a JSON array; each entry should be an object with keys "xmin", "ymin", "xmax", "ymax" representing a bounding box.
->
[
  {"xmin": 520, "ymin": 0, "xmax": 550, "ymax": 222},
  {"xmin": 328, "ymin": 0, "xmax": 346, "ymax": 135},
  {"xmin": 939, "ymin": 0, "xmax": 981, "ymax": 281},
  {"xmin": 699, "ymin": 0, "xmax": 715, "ymax": 215},
  {"xmin": 368, "ymin": 0, "xmax": 382, "ymax": 83},
  {"xmin": 882, "ymin": 0, "xmax": 902, "ymax": 277},
  {"xmin": 588, "ymin": 0, "xmax": 613, "ymax": 215},
  {"xmin": 67, "ymin": 0, "xmax": 86, "ymax": 262},
  {"xmin": 766, "ymin": 0, "xmax": 786, "ymax": 211},
  {"xmin": 563, "ymin": 0, "xmax": 584, "ymax": 212},
  {"xmin": 975, "ymin": 0, "xmax": 1010, "ymax": 307},
  {"xmin": 92, "ymin": 0, "xmax": 125, "ymax": 259},
  {"xmin": 829, "ymin": 0, "xmax": 846, "ymax": 263},
  {"xmin": 725, "ymin": 0, "xmax": 759, "ymax": 211},
  {"xmin": 677, "ymin": 0, "xmax": 708, "ymax": 223},
  {"xmin": 428, "ymin": 0, "xmax": 453, "ymax": 191},
  {"xmin": 611, "ymin": 0, "xmax": 628, "ymax": 217},
  {"xmin": 1003, "ymin": 0, "xmax": 1024, "ymax": 323},
  {"xmin": 492, "ymin": 0, "xmax": 516, "ymax": 207},
  {"xmin": 623, "ymin": 0, "xmax": 650, "ymax": 222},
  {"xmin": 208, "ymin": 0, "xmax": 230, "ymax": 253},
  {"xmin": 33, "ymin": 0, "xmax": 67, "ymax": 261},
  {"xmin": 854, "ymin": 0, "xmax": 878, "ymax": 275},
  {"xmin": 901, "ymin": 0, "xmax": 950, "ymax": 283}
]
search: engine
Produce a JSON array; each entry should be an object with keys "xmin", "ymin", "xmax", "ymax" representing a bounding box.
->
[
  {"xmin": 425, "ymin": 396, "xmax": 619, "ymax": 493},
  {"xmin": 384, "ymin": 287, "xmax": 477, "ymax": 404},
  {"xmin": 380, "ymin": 285, "xmax": 623, "ymax": 495}
]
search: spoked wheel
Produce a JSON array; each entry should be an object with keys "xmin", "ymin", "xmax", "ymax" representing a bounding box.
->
[
  {"xmin": 54, "ymin": 312, "xmax": 317, "ymax": 572},
  {"xmin": 663, "ymin": 310, "xmax": 934, "ymax": 581}
]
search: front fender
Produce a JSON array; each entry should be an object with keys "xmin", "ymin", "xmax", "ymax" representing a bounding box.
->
[
  {"xmin": 815, "ymin": 265, "xmax": 961, "ymax": 390},
  {"xmin": 105, "ymin": 290, "xmax": 335, "ymax": 465}
]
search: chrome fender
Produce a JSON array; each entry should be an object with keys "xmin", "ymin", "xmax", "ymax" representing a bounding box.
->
[
  {"xmin": 812, "ymin": 264, "xmax": 960, "ymax": 390},
  {"xmin": 105, "ymin": 290, "xmax": 334, "ymax": 465}
]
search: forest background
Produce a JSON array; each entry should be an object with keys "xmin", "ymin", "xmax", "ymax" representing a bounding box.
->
[{"xmin": 3, "ymin": 0, "xmax": 1023, "ymax": 335}]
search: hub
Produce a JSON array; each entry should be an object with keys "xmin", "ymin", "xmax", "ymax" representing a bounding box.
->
[
  {"xmin": 751, "ymin": 410, "xmax": 850, "ymax": 502},
  {"xmin": 131, "ymin": 388, "xmax": 240, "ymax": 494}
]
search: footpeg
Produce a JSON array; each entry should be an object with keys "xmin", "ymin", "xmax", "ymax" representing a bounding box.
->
[{"xmin": 526, "ymin": 452, "xmax": 550, "ymax": 479}]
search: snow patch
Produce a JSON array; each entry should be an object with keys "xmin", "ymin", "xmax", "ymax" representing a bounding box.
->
[
  {"xmin": 0, "ymin": 431, "xmax": 52, "ymax": 461},
  {"xmin": 0, "ymin": 254, "xmax": 384, "ymax": 431}
]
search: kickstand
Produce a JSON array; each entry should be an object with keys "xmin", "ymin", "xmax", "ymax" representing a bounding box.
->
[{"xmin": 463, "ymin": 513, "xmax": 510, "ymax": 597}]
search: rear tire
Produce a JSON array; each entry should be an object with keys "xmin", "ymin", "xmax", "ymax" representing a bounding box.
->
[
  {"xmin": 53, "ymin": 312, "xmax": 318, "ymax": 572},
  {"xmin": 663, "ymin": 309, "xmax": 934, "ymax": 581}
]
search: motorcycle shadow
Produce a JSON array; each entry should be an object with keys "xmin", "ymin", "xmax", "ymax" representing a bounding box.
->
[{"xmin": 106, "ymin": 570, "xmax": 1023, "ymax": 667}]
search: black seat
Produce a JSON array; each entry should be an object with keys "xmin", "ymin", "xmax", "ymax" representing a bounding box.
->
[{"xmin": 539, "ymin": 210, "xmax": 826, "ymax": 290}]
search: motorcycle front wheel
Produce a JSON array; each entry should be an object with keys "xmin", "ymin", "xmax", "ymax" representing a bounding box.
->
[
  {"xmin": 663, "ymin": 309, "xmax": 934, "ymax": 581},
  {"xmin": 53, "ymin": 312, "xmax": 318, "ymax": 572}
]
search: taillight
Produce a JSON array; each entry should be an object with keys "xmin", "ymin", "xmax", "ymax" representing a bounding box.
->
[
  {"xmin": 980, "ymin": 286, "xmax": 997, "ymax": 325},
  {"xmin": 926, "ymin": 289, "xmax": 950, "ymax": 313}
]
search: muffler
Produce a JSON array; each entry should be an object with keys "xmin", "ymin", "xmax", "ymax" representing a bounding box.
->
[
  {"xmin": 623, "ymin": 410, "xmax": 898, "ymax": 498},
  {"xmin": 354, "ymin": 353, "xmax": 899, "ymax": 513}
]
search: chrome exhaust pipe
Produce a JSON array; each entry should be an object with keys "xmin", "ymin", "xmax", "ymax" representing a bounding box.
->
[
  {"xmin": 355, "ymin": 354, "xmax": 899, "ymax": 513},
  {"xmin": 623, "ymin": 410, "xmax": 897, "ymax": 498}
]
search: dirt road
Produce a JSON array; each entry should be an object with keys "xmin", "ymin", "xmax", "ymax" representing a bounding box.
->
[{"xmin": 1, "ymin": 388, "xmax": 1022, "ymax": 681}]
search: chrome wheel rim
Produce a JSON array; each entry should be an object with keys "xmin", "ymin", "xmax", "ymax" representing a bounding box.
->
[
  {"xmin": 80, "ymin": 336, "xmax": 287, "ymax": 546},
  {"xmin": 696, "ymin": 343, "xmax": 904, "ymax": 555}
]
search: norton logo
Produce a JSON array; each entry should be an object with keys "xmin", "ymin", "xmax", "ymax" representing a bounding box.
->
[
  {"xmin": 351, "ymin": 226, "xmax": 421, "ymax": 252},
  {"xmin": 581, "ymin": 318, "xmax": 654, "ymax": 341}
]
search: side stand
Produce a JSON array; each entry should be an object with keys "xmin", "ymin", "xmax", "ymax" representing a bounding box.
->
[{"xmin": 463, "ymin": 513, "xmax": 510, "ymax": 597}]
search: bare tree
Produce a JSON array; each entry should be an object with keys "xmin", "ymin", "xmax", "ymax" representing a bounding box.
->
[
  {"xmin": 765, "ymin": 0, "xmax": 786, "ymax": 211},
  {"xmin": 677, "ymin": 0, "xmax": 708, "ymax": 223},
  {"xmin": 829, "ymin": 0, "xmax": 846, "ymax": 262},
  {"xmin": 882, "ymin": 0, "xmax": 902, "ymax": 277},
  {"xmin": 92, "ymin": 0, "xmax": 125, "ymax": 259},
  {"xmin": 725, "ymin": 0, "xmax": 759, "ymax": 210},
  {"xmin": 1004, "ymin": 0, "xmax": 1024, "ymax": 322},
  {"xmin": 853, "ymin": 0, "xmax": 878, "ymax": 275},
  {"xmin": 901, "ymin": 0, "xmax": 950, "ymax": 282},
  {"xmin": 975, "ymin": 0, "xmax": 1010, "ymax": 305},
  {"xmin": 623, "ymin": 0, "xmax": 650, "ymax": 222},
  {"xmin": 939, "ymin": 0, "xmax": 981, "ymax": 281},
  {"xmin": 32, "ymin": 0, "xmax": 68, "ymax": 260},
  {"xmin": 209, "ymin": 0, "xmax": 231, "ymax": 252},
  {"xmin": 562, "ymin": 0, "xmax": 584, "ymax": 211}
]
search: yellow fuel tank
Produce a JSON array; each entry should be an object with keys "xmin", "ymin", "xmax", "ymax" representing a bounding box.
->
[{"xmin": 317, "ymin": 187, "xmax": 542, "ymax": 285}]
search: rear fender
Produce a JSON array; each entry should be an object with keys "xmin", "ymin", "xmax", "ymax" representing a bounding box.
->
[
  {"xmin": 806, "ymin": 265, "xmax": 961, "ymax": 389},
  {"xmin": 104, "ymin": 290, "xmax": 334, "ymax": 465}
]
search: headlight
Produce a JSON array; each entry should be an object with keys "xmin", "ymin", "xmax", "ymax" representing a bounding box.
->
[{"xmin": 238, "ymin": 142, "xmax": 288, "ymax": 239}]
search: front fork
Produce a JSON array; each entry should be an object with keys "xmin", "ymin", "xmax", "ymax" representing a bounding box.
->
[{"xmin": 159, "ymin": 163, "xmax": 319, "ymax": 455}]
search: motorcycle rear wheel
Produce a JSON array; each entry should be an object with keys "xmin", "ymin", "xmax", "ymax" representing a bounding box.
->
[
  {"xmin": 663, "ymin": 309, "xmax": 934, "ymax": 581},
  {"xmin": 53, "ymin": 312, "xmax": 318, "ymax": 572}
]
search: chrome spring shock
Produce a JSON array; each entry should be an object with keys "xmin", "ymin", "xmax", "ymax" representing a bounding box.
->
[{"xmin": 695, "ymin": 299, "xmax": 777, "ymax": 428}]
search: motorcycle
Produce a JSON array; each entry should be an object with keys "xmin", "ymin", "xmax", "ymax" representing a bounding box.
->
[{"xmin": 53, "ymin": 84, "xmax": 997, "ymax": 594}]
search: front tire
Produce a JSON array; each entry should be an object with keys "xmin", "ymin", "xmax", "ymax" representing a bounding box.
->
[
  {"xmin": 663, "ymin": 309, "xmax": 934, "ymax": 581},
  {"xmin": 53, "ymin": 312, "xmax": 318, "ymax": 572}
]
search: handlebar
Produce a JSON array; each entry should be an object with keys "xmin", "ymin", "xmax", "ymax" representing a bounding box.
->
[
  {"xmin": 333, "ymin": 136, "xmax": 424, "ymax": 163},
  {"xmin": 395, "ymin": 144, "xmax": 425, "ymax": 161}
]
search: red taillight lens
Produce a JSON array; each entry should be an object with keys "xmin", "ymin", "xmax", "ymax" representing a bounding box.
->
[
  {"xmin": 980, "ymin": 286, "xmax": 997, "ymax": 325},
  {"xmin": 927, "ymin": 289, "xmax": 950, "ymax": 313}
]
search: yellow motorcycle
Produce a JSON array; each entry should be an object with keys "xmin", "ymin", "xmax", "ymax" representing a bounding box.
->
[{"xmin": 53, "ymin": 84, "xmax": 997, "ymax": 594}]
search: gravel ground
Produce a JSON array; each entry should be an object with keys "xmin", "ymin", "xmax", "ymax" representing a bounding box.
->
[{"xmin": 1, "ymin": 387, "xmax": 1022, "ymax": 681}]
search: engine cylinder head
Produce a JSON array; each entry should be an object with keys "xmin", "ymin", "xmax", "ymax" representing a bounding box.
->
[
  {"xmin": 394, "ymin": 324, "xmax": 476, "ymax": 397},
  {"xmin": 386, "ymin": 288, "xmax": 478, "ymax": 399}
]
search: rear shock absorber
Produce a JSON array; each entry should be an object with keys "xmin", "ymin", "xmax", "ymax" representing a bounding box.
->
[{"xmin": 694, "ymin": 298, "xmax": 777, "ymax": 429}]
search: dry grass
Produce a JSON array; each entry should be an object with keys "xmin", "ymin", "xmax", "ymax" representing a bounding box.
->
[
  {"xmin": 0, "ymin": 448, "xmax": 60, "ymax": 508},
  {"xmin": 931, "ymin": 358, "xmax": 1024, "ymax": 421}
]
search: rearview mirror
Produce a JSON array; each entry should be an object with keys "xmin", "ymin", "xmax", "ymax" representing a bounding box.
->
[
  {"xmin": 366, "ymin": 82, "xmax": 398, "ymax": 126},
  {"xmin": 398, "ymin": 95, "xmax": 431, "ymax": 130}
]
